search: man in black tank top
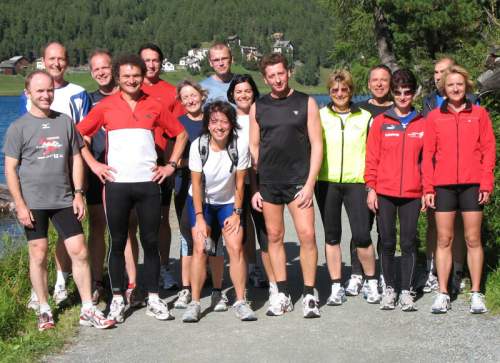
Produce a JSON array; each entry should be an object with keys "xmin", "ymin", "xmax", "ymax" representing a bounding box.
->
[{"xmin": 249, "ymin": 53, "xmax": 323, "ymax": 318}]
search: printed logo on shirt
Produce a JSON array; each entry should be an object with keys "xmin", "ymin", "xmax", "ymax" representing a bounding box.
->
[
  {"xmin": 408, "ymin": 131, "xmax": 424, "ymax": 138},
  {"xmin": 383, "ymin": 133, "xmax": 400, "ymax": 137},
  {"xmin": 293, "ymin": 110, "xmax": 299, "ymax": 115},
  {"xmin": 41, "ymin": 123, "xmax": 50, "ymax": 129},
  {"xmin": 37, "ymin": 137, "xmax": 64, "ymax": 159}
]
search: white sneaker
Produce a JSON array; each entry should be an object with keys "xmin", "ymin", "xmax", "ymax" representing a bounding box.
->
[
  {"xmin": 107, "ymin": 297, "xmax": 126, "ymax": 323},
  {"xmin": 27, "ymin": 289, "xmax": 40, "ymax": 314},
  {"xmin": 302, "ymin": 293, "xmax": 321, "ymax": 318},
  {"xmin": 423, "ymin": 271, "xmax": 438, "ymax": 293},
  {"xmin": 363, "ymin": 279, "xmax": 381, "ymax": 304},
  {"xmin": 345, "ymin": 274, "xmax": 363, "ymax": 296},
  {"xmin": 233, "ymin": 300, "xmax": 257, "ymax": 321},
  {"xmin": 182, "ymin": 301, "xmax": 201, "ymax": 323},
  {"xmin": 146, "ymin": 298, "xmax": 174, "ymax": 320},
  {"xmin": 159, "ymin": 266, "xmax": 178, "ymax": 290},
  {"xmin": 211, "ymin": 290, "xmax": 228, "ymax": 312},
  {"xmin": 266, "ymin": 292, "xmax": 293, "ymax": 316},
  {"xmin": 399, "ymin": 290, "xmax": 418, "ymax": 312},
  {"xmin": 431, "ymin": 292, "xmax": 451, "ymax": 314},
  {"xmin": 326, "ymin": 283, "xmax": 346, "ymax": 306},
  {"xmin": 470, "ymin": 292, "xmax": 488, "ymax": 314},
  {"xmin": 380, "ymin": 286, "xmax": 396, "ymax": 310},
  {"xmin": 53, "ymin": 284, "xmax": 68, "ymax": 305},
  {"xmin": 174, "ymin": 289, "xmax": 192, "ymax": 309}
]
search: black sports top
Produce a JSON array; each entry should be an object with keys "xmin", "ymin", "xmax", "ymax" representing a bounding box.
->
[{"xmin": 255, "ymin": 90, "xmax": 310, "ymax": 184}]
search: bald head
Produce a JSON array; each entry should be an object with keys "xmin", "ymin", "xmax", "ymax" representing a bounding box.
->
[{"xmin": 42, "ymin": 42, "xmax": 68, "ymax": 84}]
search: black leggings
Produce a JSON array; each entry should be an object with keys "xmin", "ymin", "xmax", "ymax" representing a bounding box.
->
[
  {"xmin": 315, "ymin": 181, "xmax": 372, "ymax": 248},
  {"xmin": 377, "ymin": 194, "xmax": 421, "ymax": 291},
  {"xmin": 105, "ymin": 181, "xmax": 161, "ymax": 294},
  {"xmin": 243, "ymin": 185, "xmax": 269, "ymax": 252}
]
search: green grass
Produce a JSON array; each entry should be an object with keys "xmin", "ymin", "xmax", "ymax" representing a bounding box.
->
[
  {"xmin": 485, "ymin": 265, "xmax": 500, "ymax": 314},
  {"xmin": 0, "ymin": 66, "xmax": 331, "ymax": 96},
  {"xmin": 0, "ymin": 227, "xmax": 82, "ymax": 363}
]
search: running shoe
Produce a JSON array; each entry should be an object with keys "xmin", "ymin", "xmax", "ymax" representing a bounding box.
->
[
  {"xmin": 248, "ymin": 266, "xmax": 269, "ymax": 288},
  {"xmin": 470, "ymin": 292, "xmax": 488, "ymax": 314},
  {"xmin": 53, "ymin": 284, "xmax": 68, "ymax": 305},
  {"xmin": 431, "ymin": 292, "xmax": 451, "ymax": 314},
  {"xmin": 380, "ymin": 286, "xmax": 396, "ymax": 310},
  {"xmin": 159, "ymin": 265, "xmax": 178, "ymax": 290},
  {"xmin": 174, "ymin": 289, "xmax": 192, "ymax": 309},
  {"xmin": 182, "ymin": 301, "xmax": 201, "ymax": 323},
  {"xmin": 27, "ymin": 289, "xmax": 40, "ymax": 314},
  {"xmin": 399, "ymin": 290, "xmax": 418, "ymax": 312},
  {"xmin": 107, "ymin": 297, "xmax": 126, "ymax": 323},
  {"xmin": 233, "ymin": 300, "xmax": 257, "ymax": 321},
  {"xmin": 345, "ymin": 274, "xmax": 363, "ymax": 296},
  {"xmin": 363, "ymin": 279, "xmax": 381, "ymax": 304},
  {"xmin": 211, "ymin": 290, "xmax": 228, "ymax": 312},
  {"xmin": 92, "ymin": 281, "xmax": 105, "ymax": 305},
  {"xmin": 125, "ymin": 286, "xmax": 145, "ymax": 308},
  {"xmin": 326, "ymin": 283, "xmax": 346, "ymax": 306},
  {"xmin": 302, "ymin": 293, "xmax": 321, "ymax": 318},
  {"xmin": 146, "ymin": 298, "xmax": 174, "ymax": 321},
  {"xmin": 80, "ymin": 306, "xmax": 116, "ymax": 329},
  {"xmin": 266, "ymin": 292, "xmax": 293, "ymax": 316},
  {"xmin": 38, "ymin": 310, "xmax": 55, "ymax": 331},
  {"xmin": 423, "ymin": 271, "xmax": 438, "ymax": 293}
]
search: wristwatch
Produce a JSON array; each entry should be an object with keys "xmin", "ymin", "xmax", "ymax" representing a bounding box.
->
[
  {"xmin": 365, "ymin": 186, "xmax": 374, "ymax": 192},
  {"xmin": 166, "ymin": 161, "xmax": 177, "ymax": 169},
  {"xmin": 74, "ymin": 189, "xmax": 85, "ymax": 196},
  {"xmin": 233, "ymin": 208, "xmax": 243, "ymax": 215}
]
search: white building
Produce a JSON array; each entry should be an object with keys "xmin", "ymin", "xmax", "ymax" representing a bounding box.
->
[{"xmin": 162, "ymin": 60, "xmax": 175, "ymax": 72}]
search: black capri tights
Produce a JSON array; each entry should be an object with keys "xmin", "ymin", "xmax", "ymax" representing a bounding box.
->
[{"xmin": 105, "ymin": 181, "xmax": 161, "ymax": 294}]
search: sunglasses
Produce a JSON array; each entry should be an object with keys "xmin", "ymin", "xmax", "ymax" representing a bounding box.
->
[{"xmin": 393, "ymin": 90, "xmax": 414, "ymax": 97}]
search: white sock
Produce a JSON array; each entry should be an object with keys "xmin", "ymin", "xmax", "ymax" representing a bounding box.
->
[
  {"xmin": 148, "ymin": 293, "xmax": 160, "ymax": 303},
  {"xmin": 269, "ymin": 282, "xmax": 278, "ymax": 295},
  {"xmin": 39, "ymin": 303, "xmax": 51, "ymax": 314},
  {"xmin": 112, "ymin": 294, "xmax": 124, "ymax": 303},
  {"xmin": 81, "ymin": 301, "xmax": 93, "ymax": 311},
  {"xmin": 56, "ymin": 271, "xmax": 69, "ymax": 287}
]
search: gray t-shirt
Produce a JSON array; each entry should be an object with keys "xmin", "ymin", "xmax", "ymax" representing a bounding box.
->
[{"xmin": 3, "ymin": 111, "xmax": 83, "ymax": 209}]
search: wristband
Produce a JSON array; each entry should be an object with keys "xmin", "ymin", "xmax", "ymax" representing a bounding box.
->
[
  {"xmin": 74, "ymin": 189, "xmax": 85, "ymax": 196},
  {"xmin": 233, "ymin": 208, "xmax": 243, "ymax": 215}
]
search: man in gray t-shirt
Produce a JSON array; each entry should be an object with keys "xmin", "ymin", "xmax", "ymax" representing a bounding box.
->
[{"xmin": 3, "ymin": 70, "xmax": 114, "ymax": 331}]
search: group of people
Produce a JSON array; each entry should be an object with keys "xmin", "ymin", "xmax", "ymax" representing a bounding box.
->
[{"xmin": 3, "ymin": 40, "xmax": 495, "ymax": 331}]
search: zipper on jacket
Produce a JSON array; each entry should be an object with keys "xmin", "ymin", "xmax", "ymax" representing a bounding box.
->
[
  {"xmin": 400, "ymin": 128, "xmax": 407, "ymax": 196},
  {"xmin": 339, "ymin": 118, "xmax": 345, "ymax": 183},
  {"xmin": 456, "ymin": 114, "xmax": 459, "ymax": 183}
]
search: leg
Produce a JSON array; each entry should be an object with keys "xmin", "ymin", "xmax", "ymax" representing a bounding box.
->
[
  {"xmin": 158, "ymin": 205, "xmax": 172, "ymax": 266},
  {"xmin": 426, "ymin": 210, "xmax": 437, "ymax": 273},
  {"xmin": 250, "ymin": 199, "xmax": 276, "ymax": 283},
  {"xmin": 124, "ymin": 210, "xmax": 138, "ymax": 287},
  {"xmin": 262, "ymin": 202, "xmax": 286, "ymax": 282},
  {"xmin": 29, "ymin": 238, "xmax": 50, "ymax": 305},
  {"xmin": 55, "ymin": 235, "xmax": 71, "ymax": 282},
  {"xmin": 398, "ymin": 198, "xmax": 421, "ymax": 291},
  {"xmin": 88, "ymin": 204, "xmax": 106, "ymax": 283},
  {"xmin": 64, "ymin": 233, "xmax": 92, "ymax": 302},
  {"xmin": 223, "ymin": 227, "xmax": 246, "ymax": 301},
  {"xmin": 435, "ymin": 212, "xmax": 456, "ymax": 294},
  {"xmin": 376, "ymin": 195, "xmax": 398, "ymax": 289},
  {"xmin": 287, "ymin": 198, "xmax": 317, "ymax": 287},
  {"xmin": 461, "ymin": 211, "xmax": 483, "ymax": 292}
]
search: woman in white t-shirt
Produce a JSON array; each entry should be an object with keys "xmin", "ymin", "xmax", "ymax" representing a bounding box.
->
[
  {"xmin": 227, "ymin": 74, "xmax": 277, "ymax": 296},
  {"xmin": 182, "ymin": 101, "xmax": 257, "ymax": 323}
]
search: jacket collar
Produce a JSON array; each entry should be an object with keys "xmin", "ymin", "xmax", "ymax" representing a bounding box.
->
[
  {"xmin": 383, "ymin": 106, "xmax": 422, "ymax": 124},
  {"xmin": 440, "ymin": 98, "xmax": 473, "ymax": 113},
  {"xmin": 327, "ymin": 102, "xmax": 361, "ymax": 114}
]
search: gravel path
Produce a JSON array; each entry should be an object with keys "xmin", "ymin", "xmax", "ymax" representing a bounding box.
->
[{"xmin": 48, "ymin": 207, "xmax": 500, "ymax": 363}]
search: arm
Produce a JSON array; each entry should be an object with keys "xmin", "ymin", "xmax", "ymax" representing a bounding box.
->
[
  {"xmin": 71, "ymin": 152, "xmax": 86, "ymax": 220},
  {"xmin": 249, "ymin": 103, "xmax": 260, "ymax": 171},
  {"xmin": 224, "ymin": 169, "xmax": 246, "ymax": 235},
  {"xmin": 478, "ymin": 107, "xmax": 496, "ymax": 204},
  {"xmin": 5, "ymin": 156, "xmax": 34, "ymax": 228},
  {"xmin": 365, "ymin": 117, "xmax": 382, "ymax": 212},
  {"xmin": 191, "ymin": 170, "xmax": 208, "ymax": 240},
  {"xmin": 152, "ymin": 129, "xmax": 188, "ymax": 183},
  {"xmin": 296, "ymin": 97, "xmax": 323, "ymax": 208}
]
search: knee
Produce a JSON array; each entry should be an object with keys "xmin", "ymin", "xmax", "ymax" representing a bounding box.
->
[
  {"xmin": 267, "ymin": 228, "xmax": 284, "ymax": 245},
  {"xmin": 29, "ymin": 247, "xmax": 48, "ymax": 266},
  {"xmin": 437, "ymin": 233, "xmax": 453, "ymax": 249},
  {"xmin": 381, "ymin": 241, "xmax": 396, "ymax": 255},
  {"xmin": 464, "ymin": 234, "xmax": 481, "ymax": 249},
  {"xmin": 66, "ymin": 238, "xmax": 89, "ymax": 261},
  {"xmin": 297, "ymin": 227, "xmax": 315, "ymax": 246},
  {"xmin": 400, "ymin": 240, "xmax": 416, "ymax": 255},
  {"xmin": 353, "ymin": 232, "xmax": 372, "ymax": 248}
]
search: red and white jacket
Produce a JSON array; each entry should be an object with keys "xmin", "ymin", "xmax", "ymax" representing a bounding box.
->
[
  {"xmin": 422, "ymin": 100, "xmax": 496, "ymax": 194},
  {"xmin": 365, "ymin": 108, "xmax": 425, "ymax": 198}
]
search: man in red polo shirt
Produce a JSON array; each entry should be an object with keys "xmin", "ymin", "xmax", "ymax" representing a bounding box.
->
[
  {"xmin": 139, "ymin": 43, "xmax": 185, "ymax": 290},
  {"xmin": 78, "ymin": 54, "xmax": 188, "ymax": 324}
]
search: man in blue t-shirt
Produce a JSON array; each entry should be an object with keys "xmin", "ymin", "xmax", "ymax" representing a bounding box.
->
[{"xmin": 200, "ymin": 42, "xmax": 235, "ymax": 104}]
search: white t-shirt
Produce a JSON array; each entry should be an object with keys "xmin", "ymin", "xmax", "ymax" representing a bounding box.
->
[
  {"xmin": 189, "ymin": 136, "xmax": 250, "ymax": 204},
  {"xmin": 236, "ymin": 114, "xmax": 250, "ymax": 150}
]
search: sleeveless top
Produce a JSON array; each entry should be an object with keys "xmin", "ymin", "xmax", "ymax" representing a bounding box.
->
[{"xmin": 255, "ymin": 90, "xmax": 310, "ymax": 184}]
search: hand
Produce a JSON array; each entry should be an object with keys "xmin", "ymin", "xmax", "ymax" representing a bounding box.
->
[
  {"xmin": 420, "ymin": 195, "xmax": 427, "ymax": 212},
  {"xmin": 151, "ymin": 165, "xmax": 175, "ymax": 184},
  {"xmin": 91, "ymin": 161, "xmax": 116, "ymax": 183},
  {"xmin": 251, "ymin": 191, "xmax": 263, "ymax": 212},
  {"xmin": 367, "ymin": 189, "xmax": 378, "ymax": 213},
  {"xmin": 16, "ymin": 203, "xmax": 34, "ymax": 228},
  {"xmin": 223, "ymin": 214, "xmax": 240, "ymax": 235},
  {"xmin": 478, "ymin": 191, "xmax": 491, "ymax": 205},
  {"xmin": 295, "ymin": 184, "xmax": 314, "ymax": 209},
  {"xmin": 194, "ymin": 216, "xmax": 208, "ymax": 241},
  {"xmin": 425, "ymin": 193, "xmax": 435, "ymax": 209},
  {"xmin": 73, "ymin": 194, "xmax": 86, "ymax": 221}
]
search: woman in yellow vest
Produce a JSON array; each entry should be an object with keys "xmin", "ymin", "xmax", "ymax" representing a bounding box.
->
[{"xmin": 315, "ymin": 70, "xmax": 380, "ymax": 306}]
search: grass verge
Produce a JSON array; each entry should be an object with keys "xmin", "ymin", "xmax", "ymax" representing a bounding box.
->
[{"xmin": 485, "ymin": 265, "xmax": 500, "ymax": 314}]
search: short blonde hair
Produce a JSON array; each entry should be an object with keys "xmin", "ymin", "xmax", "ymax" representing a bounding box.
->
[
  {"xmin": 327, "ymin": 69, "xmax": 354, "ymax": 96},
  {"xmin": 176, "ymin": 79, "xmax": 208, "ymax": 103},
  {"xmin": 438, "ymin": 65, "xmax": 474, "ymax": 96}
]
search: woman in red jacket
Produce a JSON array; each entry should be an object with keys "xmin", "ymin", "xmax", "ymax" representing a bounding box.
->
[
  {"xmin": 423, "ymin": 65, "xmax": 496, "ymax": 314},
  {"xmin": 365, "ymin": 69, "xmax": 426, "ymax": 311}
]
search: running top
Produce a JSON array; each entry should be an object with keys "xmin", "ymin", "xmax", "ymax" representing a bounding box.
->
[
  {"xmin": 318, "ymin": 104, "xmax": 372, "ymax": 183},
  {"xmin": 356, "ymin": 99, "xmax": 393, "ymax": 118},
  {"xmin": 76, "ymin": 92, "xmax": 184, "ymax": 183},
  {"xmin": 20, "ymin": 82, "xmax": 91, "ymax": 123},
  {"xmin": 142, "ymin": 80, "xmax": 186, "ymax": 151},
  {"xmin": 200, "ymin": 75, "xmax": 234, "ymax": 105},
  {"xmin": 88, "ymin": 89, "xmax": 108, "ymax": 161},
  {"xmin": 255, "ymin": 90, "xmax": 310, "ymax": 184}
]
